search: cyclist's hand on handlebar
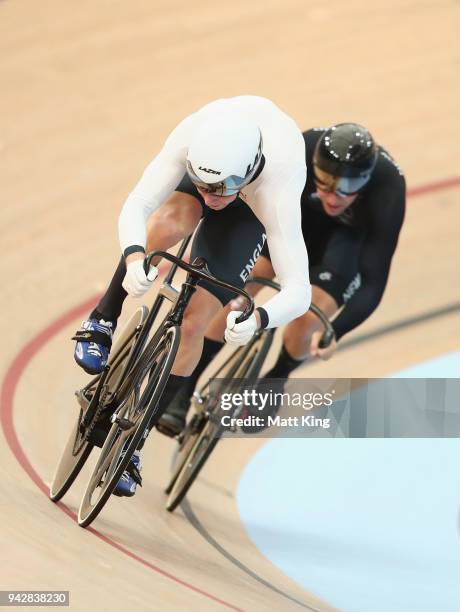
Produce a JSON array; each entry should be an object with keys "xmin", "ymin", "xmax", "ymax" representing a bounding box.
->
[
  {"xmin": 310, "ymin": 330, "xmax": 337, "ymax": 361},
  {"xmin": 225, "ymin": 311, "xmax": 259, "ymax": 346},
  {"xmin": 122, "ymin": 259, "xmax": 158, "ymax": 297}
]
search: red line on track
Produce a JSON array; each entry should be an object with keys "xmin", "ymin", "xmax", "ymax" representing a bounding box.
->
[
  {"xmin": 407, "ymin": 176, "xmax": 460, "ymax": 197},
  {"xmin": 0, "ymin": 297, "xmax": 242, "ymax": 612},
  {"xmin": 1, "ymin": 175, "xmax": 458, "ymax": 609}
]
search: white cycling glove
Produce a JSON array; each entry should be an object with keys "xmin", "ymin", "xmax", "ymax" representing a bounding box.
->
[
  {"xmin": 225, "ymin": 311, "xmax": 259, "ymax": 346},
  {"xmin": 122, "ymin": 259, "xmax": 158, "ymax": 297}
]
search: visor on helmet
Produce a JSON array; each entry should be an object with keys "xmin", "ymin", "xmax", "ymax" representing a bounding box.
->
[
  {"xmin": 186, "ymin": 160, "xmax": 255, "ymax": 197},
  {"xmin": 313, "ymin": 165, "xmax": 373, "ymax": 196}
]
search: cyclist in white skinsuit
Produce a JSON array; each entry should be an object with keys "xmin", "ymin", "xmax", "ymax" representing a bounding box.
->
[
  {"xmin": 119, "ymin": 96, "xmax": 311, "ymax": 329},
  {"xmin": 73, "ymin": 96, "xmax": 311, "ymax": 497}
]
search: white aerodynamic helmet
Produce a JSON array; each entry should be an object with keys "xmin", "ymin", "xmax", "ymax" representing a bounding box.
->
[{"xmin": 186, "ymin": 113, "xmax": 263, "ymax": 196}]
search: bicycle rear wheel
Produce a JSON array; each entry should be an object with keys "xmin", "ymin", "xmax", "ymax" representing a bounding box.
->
[
  {"xmin": 165, "ymin": 328, "xmax": 274, "ymax": 512},
  {"xmin": 49, "ymin": 306, "xmax": 147, "ymax": 502},
  {"xmin": 78, "ymin": 324, "xmax": 180, "ymax": 527}
]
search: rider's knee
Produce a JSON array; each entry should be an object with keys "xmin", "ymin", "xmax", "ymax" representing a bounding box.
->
[
  {"xmin": 292, "ymin": 310, "xmax": 318, "ymax": 335},
  {"xmin": 283, "ymin": 311, "xmax": 319, "ymax": 352},
  {"xmin": 180, "ymin": 311, "xmax": 208, "ymax": 343},
  {"xmin": 285, "ymin": 286, "xmax": 338, "ymax": 351},
  {"xmin": 146, "ymin": 208, "xmax": 182, "ymax": 250}
]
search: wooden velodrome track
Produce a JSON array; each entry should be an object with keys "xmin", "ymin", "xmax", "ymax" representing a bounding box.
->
[{"xmin": 1, "ymin": 1, "xmax": 459, "ymax": 610}]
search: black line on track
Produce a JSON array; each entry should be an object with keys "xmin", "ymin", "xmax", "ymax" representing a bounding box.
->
[
  {"xmin": 339, "ymin": 301, "xmax": 460, "ymax": 351},
  {"xmin": 181, "ymin": 499, "xmax": 322, "ymax": 611},
  {"xmin": 183, "ymin": 300, "xmax": 460, "ymax": 607},
  {"xmin": 196, "ymin": 477, "xmax": 234, "ymax": 499}
]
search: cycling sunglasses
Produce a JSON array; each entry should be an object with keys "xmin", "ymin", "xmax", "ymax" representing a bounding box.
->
[
  {"xmin": 186, "ymin": 160, "xmax": 246, "ymax": 197},
  {"xmin": 313, "ymin": 166, "xmax": 370, "ymax": 197}
]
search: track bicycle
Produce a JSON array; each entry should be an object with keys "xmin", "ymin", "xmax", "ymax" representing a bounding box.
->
[
  {"xmin": 49, "ymin": 238, "xmax": 254, "ymax": 528},
  {"xmin": 164, "ymin": 280, "xmax": 335, "ymax": 512}
]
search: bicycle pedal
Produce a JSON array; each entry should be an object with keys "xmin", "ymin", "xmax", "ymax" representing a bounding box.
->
[
  {"xmin": 193, "ymin": 390, "xmax": 204, "ymax": 401},
  {"xmin": 192, "ymin": 391, "xmax": 205, "ymax": 411},
  {"xmin": 110, "ymin": 414, "xmax": 135, "ymax": 431}
]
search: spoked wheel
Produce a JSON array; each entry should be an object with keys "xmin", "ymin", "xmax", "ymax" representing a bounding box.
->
[
  {"xmin": 49, "ymin": 306, "xmax": 148, "ymax": 502},
  {"xmin": 165, "ymin": 329, "xmax": 274, "ymax": 512},
  {"xmin": 78, "ymin": 325, "xmax": 180, "ymax": 528}
]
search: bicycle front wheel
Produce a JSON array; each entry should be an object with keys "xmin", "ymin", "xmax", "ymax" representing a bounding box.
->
[{"xmin": 78, "ymin": 324, "xmax": 180, "ymax": 527}]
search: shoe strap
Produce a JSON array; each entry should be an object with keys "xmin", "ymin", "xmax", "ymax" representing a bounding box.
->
[
  {"xmin": 125, "ymin": 462, "xmax": 143, "ymax": 486},
  {"xmin": 72, "ymin": 329, "xmax": 112, "ymax": 348}
]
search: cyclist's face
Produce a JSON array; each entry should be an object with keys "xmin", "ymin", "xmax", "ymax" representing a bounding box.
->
[
  {"xmin": 314, "ymin": 168, "xmax": 358, "ymax": 216},
  {"xmin": 197, "ymin": 187, "xmax": 238, "ymax": 210},
  {"xmin": 316, "ymin": 187, "xmax": 357, "ymax": 216}
]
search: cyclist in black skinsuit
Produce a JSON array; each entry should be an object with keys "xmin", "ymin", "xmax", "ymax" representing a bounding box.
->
[
  {"xmin": 260, "ymin": 124, "xmax": 406, "ymax": 374},
  {"xmin": 159, "ymin": 123, "xmax": 406, "ymax": 434}
]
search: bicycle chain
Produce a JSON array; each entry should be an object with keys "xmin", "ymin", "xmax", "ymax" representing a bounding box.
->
[{"xmin": 83, "ymin": 384, "xmax": 112, "ymax": 442}]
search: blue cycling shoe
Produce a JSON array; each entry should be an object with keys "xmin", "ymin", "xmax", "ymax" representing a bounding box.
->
[
  {"xmin": 113, "ymin": 447, "xmax": 142, "ymax": 497},
  {"xmin": 73, "ymin": 318, "xmax": 114, "ymax": 374}
]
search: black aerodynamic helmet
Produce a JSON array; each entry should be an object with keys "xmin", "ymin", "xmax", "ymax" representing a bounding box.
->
[{"xmin": 313, "ymin": 123, "xmax": 378, "ymax": 195}]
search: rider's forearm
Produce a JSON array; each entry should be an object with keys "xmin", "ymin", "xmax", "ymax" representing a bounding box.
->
[{"xmin": 260, "ymin": 281, "xmax": 312, "ymax": 329}]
